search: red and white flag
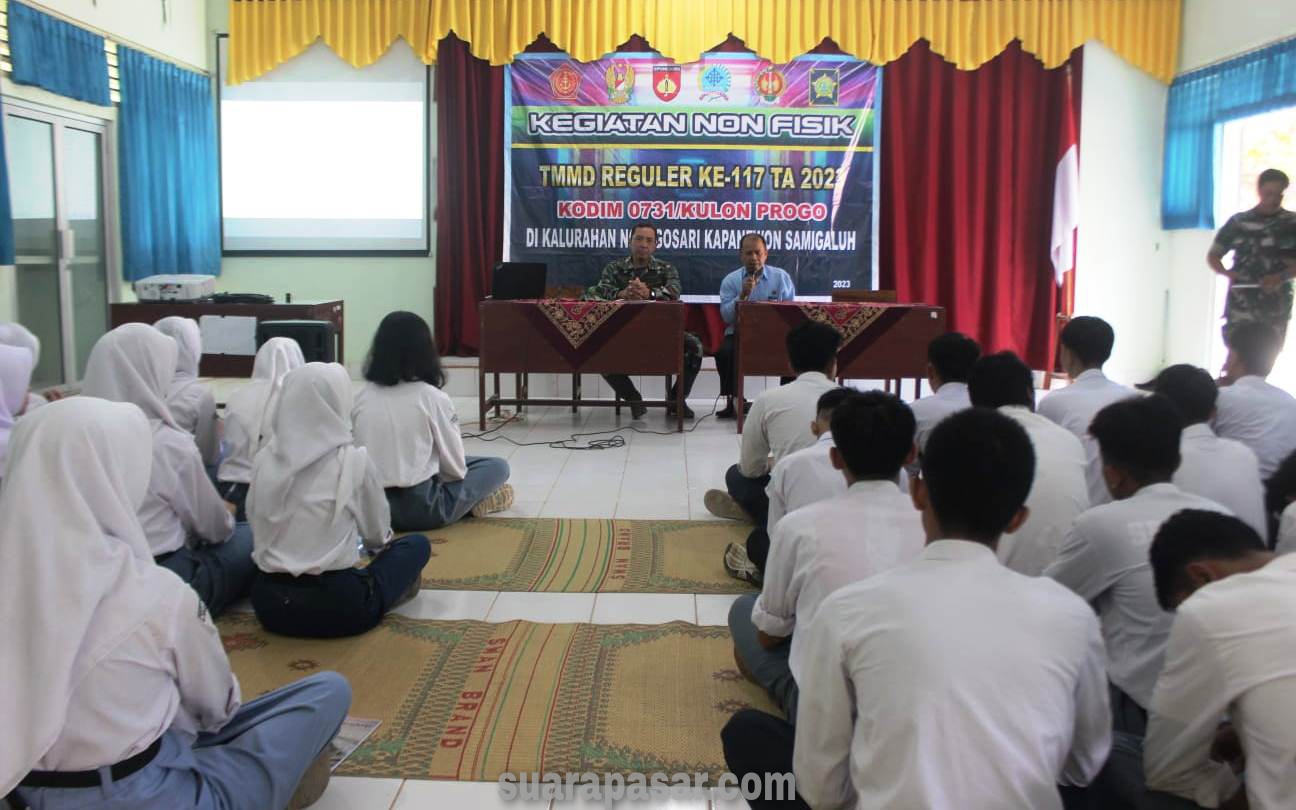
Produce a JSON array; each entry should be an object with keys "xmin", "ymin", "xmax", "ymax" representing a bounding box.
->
[{"xmin": 1050, "ymin": 67, "xmax": 1079, "ymax": 287}]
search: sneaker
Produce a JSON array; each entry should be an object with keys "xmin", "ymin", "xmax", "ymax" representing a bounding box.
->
[
  {"xmin": 723, "ymin": 542, "xmax": 763, "ymax": 586},
  {"xmin": 470, "ymin": 484, "xmax": 515, "ymax": 518},
  {"xmin": 704, "ymin": 489, "xmax": 752, "ymax": 522},
  {"xmin": 286, "ymin": 748, "xmax": 332, "ymax": 809}
]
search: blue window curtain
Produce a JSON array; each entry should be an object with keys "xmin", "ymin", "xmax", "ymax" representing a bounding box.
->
[
  {"xmin": 1162, "ymin": 36, "xmax": 1296, "ymax": 230},
  {"xmin": 0, "ymin": 102, "xmax": 13, "ymax": 266},
  {"xmin": 8, "ymin": 1, "xmax": 110, "ymax": 106},
  {"xmin": 118, "ymin": 47, "xmax": 220, "ymax": 280}
]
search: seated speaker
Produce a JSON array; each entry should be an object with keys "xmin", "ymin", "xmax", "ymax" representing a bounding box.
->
[{"xmin": 257, "ymin": 319, "xmax": 338, "ymax": 363}]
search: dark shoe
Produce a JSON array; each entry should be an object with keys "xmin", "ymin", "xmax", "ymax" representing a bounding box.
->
[
  {"xmin": 629, "ymin": 400, "xmax": 648, "ymax": 419},
  {"xmin": 287, "ymin": 748, "xmax": 332, "ymax": 809},
  {"xmin": 666, "ymin": 402, "xmax": 695, "ymax": 419},
  {"xmin": 715, "ymin": 399, "xmax": 750, "ymax": 420}
]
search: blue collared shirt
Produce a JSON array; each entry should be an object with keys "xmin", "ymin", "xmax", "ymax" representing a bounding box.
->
[{"xmin": 719, "ymin": 264, "xmax": 796, "ymax": 332}]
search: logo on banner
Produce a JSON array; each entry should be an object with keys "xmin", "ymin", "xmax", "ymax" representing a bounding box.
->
[
  {"xmin": 808, "ymin": 67, "xmax": 840, "ymax": 106},
  {"xmin": 605, "ymin": 61, "xmax": 636, "ymax": 104},
  {"xmin": 754, "ymin": 65, "xmax": 787, "ymax": 103},
  {"xmin": 652, "ymin": 65, "xmax": 681, "ymax": 102},
  {"xmin": 699, "ymin": 65, "xmax": 732, "ymax": 101},
  {"xmin": 548, "ymin": 63, "xmax": 581, "ymax": 100}
]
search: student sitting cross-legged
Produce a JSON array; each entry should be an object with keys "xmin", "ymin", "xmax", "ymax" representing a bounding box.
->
[
  {"xmin": 0, "ymin": 397, "xmax": 352, "ymax": 810},
  {"xmin": 726, "ymin": 390, "xmax": 925, "ymax": 721},
  {"xmin": 248, "ymin": 362, "xmax": 432, "ymax": 638},
  {"xmin": 353, "ymin": 311, "xmax": 512, "ymax": 530},
  {"xmin": 722, "ymin": 409, "xmax": 1112, "ymax": 809}
]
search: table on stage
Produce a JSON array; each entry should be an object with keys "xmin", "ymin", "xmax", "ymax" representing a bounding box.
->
[
  {"xmin": 478, "ymin": 299, "xmax": 688, "ymax": 432},
  {"xmin": 734, "ymin": 301, "xmax": 947, "ymax": 432}
]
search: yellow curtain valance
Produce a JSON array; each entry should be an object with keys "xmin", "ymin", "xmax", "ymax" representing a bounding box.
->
[{"xmin": 227, "ymin": 0, "xmax": 1181, "ymax": 85}]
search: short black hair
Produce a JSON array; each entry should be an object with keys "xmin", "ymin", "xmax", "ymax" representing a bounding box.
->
[
  {"xmin": 968, "ymin": 351, "xmax": 1035, "ymax": 409},
  {"xmin": 920, "ymin": 409, "xmax": 1035, "ymax": 544},
  {"xmin": 740, "ymin": 232, "xmax": 767, "ymax": 250},
  {"xmin": 1060, "ymin": 316, "xmax": 1116, "ymax": 367},
  {"xmin": 1228, "ymin": 322, "xmax": 1281, "ymax": 376},
  {"xmin": 830, "ymin": 391, "xmax": 916, "ymax": 480},
  {"xmin": 1148, "ymin": 364, "xmax": 1217, "ymax": 424},
  {"xmin": 786, "ymin": 321, "xmax": 842, "ymax": 374},
  {"xmin": 1150, "ymin": 509, "xmax": 1266, "ymax": 611},
  {"xmin": 927, "ymin": 332, "xmax": 981, "ymax": 384},
  {"xmin": 1088, "ymin": 395, "xmax": 1183, "ymax": 484},
  {"xmin": 1265, "ymin": 448, "xmax": 1296, "ymax": 531},
  {"xmin": 629, "ymin": 222, "xmax": 658, "ymax": 239},
  {"xmin": 816, "ymin": 387, "xmax": 856, "ymax": 421},
  {"xmin": 1258, "ymin": 168, "xmax": 1290, "ymax": 190},
  {"xmin": 363, "ymin": 311, "xmax": 446, "ymax": 388}
]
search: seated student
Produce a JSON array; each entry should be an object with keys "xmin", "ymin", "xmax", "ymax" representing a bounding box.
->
[
  {"xmin": 1213, "ymin": 322, "xmax": 1296, "ymax": 479},
  {"xmin": 215, "ymin": 337, "xmax": 306, "ymax": 521},
  {"xmin": 1045, "ymin": 395, "xmax": 1229, "ymax": 735},
  {"xmin": 353, "ymin": 311, "xmax": 512, "ymax": 530},
  {"xmin": 1039, "ymin": 315, "xmax": 1135, "ymax": 505},
  {"xmin": 704, "ymin": 321, "xmax": 840, "ymax": 525},
  {"xmin": 0, "ymin": 397, "xmax": 351, "ymax": 810},
  {"xmin": 0, "ymin": 322, "xmax": 48, "ymax": 412},
  {"xmin": 969, "ymin": 351, "xmax": 1089, "ymax": 575},
  {"xmin": 727, "ymin": 391, "xmax": 924, "ymax": 721},
  {"xmin": 723, "ymin": 387, "xmax": 854, "ymax": 584},
  {"xmin": 248, "ymin": 362, "xmax": 432, "ymax": 639},
  {"xmin": 153, "ymin": 316, "xmax": 221, "ymax": 467},
  {"xmin": 1143, "ymin": 364, "xmax": 1266, "ymax": 537},
  {"xmin": 910, "ymin": 331, "xmax": 979, "ymax": 452},
  {"xmin": 1266, "ymin": 450, "xmax": 1296, "ymax": 553},
  {"xmin": 722, "ymin": 409, "xmax": 1111, "ymax": 809},
  {"xmin": 0, "ymin": 344, "xmax": 34, "ymax": 476},
  {"xmin": 82, "ymin": 323, "xmax": 255, "ymax": 617}
]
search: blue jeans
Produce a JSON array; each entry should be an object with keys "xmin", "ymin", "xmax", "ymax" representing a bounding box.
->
[
  {"xmin": 1078, "ymin": 732, "xmax": 1208, "ymax": 810},
  {"xmin": 15, "ymin": 671, "xmax": 351, "ymax": 810},
  {"xmin": 386, "ymin": 456, "xmax": 511, "ymax": 531},
  {"xmin": 155, "ymin": 523, "xmax": 256, "ymax": 618},
  {"xmin": 729, "ymin": 593, "xmax": 798, "ymax": 721},
  {"xmin": 725, "ymin": 464, "xmax": 771, "ymax": 529}
]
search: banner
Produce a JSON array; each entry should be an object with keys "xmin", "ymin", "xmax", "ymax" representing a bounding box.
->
[{"xmin": 504, "ymin": 52, "xmax": 880, "ymax": 295}]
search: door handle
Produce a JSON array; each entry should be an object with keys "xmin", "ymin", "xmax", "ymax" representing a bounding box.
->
[{"xmin": 59, "ymin": 228, "xmax": 76, "ymax": 262}]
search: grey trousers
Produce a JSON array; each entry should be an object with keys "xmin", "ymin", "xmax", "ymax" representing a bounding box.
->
[{"xmin": 728, "ymin": 593, "xmax": 799, "ymax": 721}]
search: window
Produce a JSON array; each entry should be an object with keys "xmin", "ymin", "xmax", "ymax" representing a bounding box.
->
[{"xmin": 216, "ymin": 38, "xmax": 430, "ymax": 254}]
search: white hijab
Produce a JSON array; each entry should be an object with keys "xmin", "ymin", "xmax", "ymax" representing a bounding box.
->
[
  {"xmin": 81, "ymin": 323, "xmax": 180, "ymax": 430},
  {"xmin": 232, "ymin": 337, "xmax": 306, "ymax": 445},
  {"xmin": 0, "ymin": 322, "xmax": 40, "ymax": 367},
  {"xmin": 0, "ymin": 397, "xmax": 182, "ymax": 795},
  {"xmin": 0, "ymin": 343, "xmax": 34, "ymax": 471},
  {"xmin": 153, "ymin": 315, "xmax": 203, "ymax": 392}
]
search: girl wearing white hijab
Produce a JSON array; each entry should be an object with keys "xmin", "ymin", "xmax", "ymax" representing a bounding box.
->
[
  {"xmin": 248, "ymin": 362, "xmax": 431, "ymax": 638},
  {"xmin": 0, "ymin": 397, "xmax": 351, "ymax": 810},
  {"xmin": 0, "ymin": 322, "xmax": 48, "ymax": 413},
  {"xmin": 216, "ymin": 337, "xmax": 306, "ymax": 520},
  {"xmin": 0, "ymin": 343, "xmax": 35, "ymax": 475},
  {"xmin": 153, "ymin": 316, "xmax": 221, "ymax": 466},
  {"xmin": 82, "ymin": 323, "xmax": 255, "ymax": 617}
]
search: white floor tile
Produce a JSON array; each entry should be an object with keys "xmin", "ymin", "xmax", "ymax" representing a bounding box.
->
[
  {"xmin": 710, "ymin": 786, "xmax": 754, "ymax": 809},
  {"xmin": 696, "ymin": 594, "xmax": 742, "ymax": 626},
  {"xmin": 553, "ymin": 786, "xmax": 711, "ymax": 808},
  {"xmin": 393, "ymin": 778, "xmax": 528, "ymax": 810},
  {"xmin": 487, "ymin": 592, "xmax": 596, "ymax": 623},
  {"xmin": 392, "ymin": 590, "xmax": 498, "ymax": 621},
  {"xmin": 494, "ymin": 499, "xmax": 545, "ymax": 518},
  {"xmin": 591, "ymin": 593, "xmax": 696, "ymax": 625},
  {"xmin": 312, "ymin": 777, "xmax": 404, "ymax": 810}
]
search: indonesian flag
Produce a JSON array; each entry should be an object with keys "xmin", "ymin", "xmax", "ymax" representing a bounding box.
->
[{"xmin": 1050, "ymin": 67, "xmax": 1079, "ymax": 287}]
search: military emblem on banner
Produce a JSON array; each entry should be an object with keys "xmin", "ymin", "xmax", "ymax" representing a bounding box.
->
[
  {"xmin": 652, "ymin": 65, "xmax": 681, "ymax": 102},
  {"xmin": 754, "ymin": 65, "xmax": 787, "ymax": 103},
  {"xmin": 699, "ymin": 65, "xmax": 732, "ymax": 102},
  {"xmin": 808, "ymin": 67, "xmax": 840, "ymax": 106},
  {"xmin": 605, "ymin": 61, "xmax": 636, "ymax": 104},
  {"xmin": 549, "ymin": 63, "xmax": 581, "ymax": 100}
]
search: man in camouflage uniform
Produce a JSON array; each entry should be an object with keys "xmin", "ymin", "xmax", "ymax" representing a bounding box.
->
[
  {"xmin": 1209, "ymin": 168, "xmax": 1296, "ymax": 347},
  {"xmin": 584, "ymin": 222, "xmax": 703, "ymax": 418}
]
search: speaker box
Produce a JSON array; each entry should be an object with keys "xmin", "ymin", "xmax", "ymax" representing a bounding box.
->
[{"xmin": 257, "ymin": 319, "xmax": 338, "ymax": 363}]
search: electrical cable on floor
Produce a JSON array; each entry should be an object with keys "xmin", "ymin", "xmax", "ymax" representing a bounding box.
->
[{"xmin": 459, "ymin": 394, "xmax": 726, "ymax": 450}]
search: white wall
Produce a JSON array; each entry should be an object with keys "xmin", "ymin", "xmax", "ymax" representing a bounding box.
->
[{"xmin": 24, "ymin": 0, "xmax": 209, "ymax": 70}]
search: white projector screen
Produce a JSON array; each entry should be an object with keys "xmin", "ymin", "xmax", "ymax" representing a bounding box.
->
[{"xmin": 217, "ymin": 39, "xmax": 430, "ymax": 253}]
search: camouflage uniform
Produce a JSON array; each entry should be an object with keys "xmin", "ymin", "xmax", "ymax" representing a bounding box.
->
[
  {"xmin": 1211, "ymin": 207, "xmax": 1296, "ymax": 343},
  {"xmin": 584, "ymin": 256, "xmax": 703, "ymax": 407}
]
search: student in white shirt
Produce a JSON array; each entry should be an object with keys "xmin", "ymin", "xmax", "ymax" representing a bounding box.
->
[
  {"xmin": 248, "ymin": 362, "xmax": 432, "ymax": 638},
  {"xmin": 352, "ymin": 311, "xmax": 512, "ymax": 530},
  {"xmin": 215, "ymin": 337, "xmax": 306, "ymax": 520},
  {"xmin": 704, "ymin": 321, "xmax": 840, "ymax": 526},
  {"xmin": 969, "ymin": 351, "xmax": 1090, "ymax": 575},
  {"xmin": 722, "ymin": 408, "xmax": 1111, "ymax": 809},
  {"xmin": 910, "ymin": 331, "xmax": 978, "ymax": 452},
  {"xmin": 0, "ymin": 343, "xmax": 34, "ymax": 475},
  {"xmin": 81, "ymin": 323, "xmax": 255, "ymax": 617},
  {"xmin": 1213, "ymin": 322, "xmax": 1296, "ymax": 479},
  {"xmin": 0, "ymin": 397, "xmax": 352, "ymax": 810},
  {"xmin": 1045, "ymin": 395, "xmax": 1229, "ymax": 735},
  {"xmin": 1143, "ymin": 364, "xmax": 1267, "ymax": 536},
  {"xmin": 723, "ymin": 387, "xmax": 854, "ymax": 585},
  {"xmin": 1039, "ymin": 315, "xmax": 1135, "ymax": 506},
  {"xmin": 153, "ymin": 316, "xmax": 221, "ymax": 467},
  {"xmin": 0, "ymin": 322, "xmax": 49, "ymax": 413},
  {"xmin": 728, "ymin": 391, "xmax": 924, "ymax": 721}
]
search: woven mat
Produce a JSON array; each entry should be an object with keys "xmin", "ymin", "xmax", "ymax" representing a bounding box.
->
[
  {"xmin": 417, "ymin": 518, "xmax": 757, "ymax": 594},
  {"xmin": 220, "ymin": 614, "xmax": 776, "ymax": 780}
]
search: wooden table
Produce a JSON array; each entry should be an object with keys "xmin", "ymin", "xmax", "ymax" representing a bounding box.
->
[
  {"xmin": 110, "ymin": 300, "xmax": 344, "ymax": 377},
  {"xmin": 734, "ymin": 302, "xmax": 946, "ymax": 432},
  {"xmin": 478, "ymin": 299, "xmax": 687, "ymax": 432}
]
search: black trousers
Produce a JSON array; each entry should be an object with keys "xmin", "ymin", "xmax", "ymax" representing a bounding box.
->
[
  {"xmin": 218, "ymin": 481, "xmax": 250, "ymax": 522},
  {"xmin": 726, "ymin": 464, "xmax": 771, "ymax": 529},
  {"xmin": 746, "ymin": 528, "xmax": 771, "ymax": 573}
]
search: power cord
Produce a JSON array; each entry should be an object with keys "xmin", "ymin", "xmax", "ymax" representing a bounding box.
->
[{"xmin": 460, "ymin": 394, "xmax": 725, "ymax": 450}]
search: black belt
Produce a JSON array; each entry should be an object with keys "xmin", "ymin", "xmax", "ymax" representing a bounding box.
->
[{"xmin": 17, "ymin": 738, "xmax": 162, "ymax": 790}]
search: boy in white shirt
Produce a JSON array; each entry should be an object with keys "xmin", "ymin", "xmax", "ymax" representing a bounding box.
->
[
  {"xmin": 1213, "ymin": 322, "xmax": 1296, "ymax": 479},
  {"xmin": 726, "ymin": 391, "xmax": 924, "ymax": 720},
  {"xmin": 909, "ymin": 331, "xmax": 979, "ymax": 452},
  {"xmin": 722, "ymin": 409, "xmax": 1111, "ymax": 810}
]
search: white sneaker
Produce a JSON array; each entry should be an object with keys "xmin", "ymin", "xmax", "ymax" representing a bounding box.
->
[
  {"xmin": 704, "ymin": 489, "xmax": 752, "ymax": 522},
  {"xmin": 471, "ymin": 484, "xmax": 515, "ymax": 518},
  {"xmin": 723, "ymin": 542, "xmax": 762, "ymax": 586}
]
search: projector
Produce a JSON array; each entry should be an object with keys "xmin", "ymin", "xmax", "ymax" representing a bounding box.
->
[{"xmin": 133, "ymin": 274, "xmax": 217, "ymax": 302}]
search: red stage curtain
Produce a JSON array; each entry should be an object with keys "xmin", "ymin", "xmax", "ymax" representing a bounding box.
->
[{"xmin": 880, "ymin": 41, "xmax": 1080, "ymax": 370}]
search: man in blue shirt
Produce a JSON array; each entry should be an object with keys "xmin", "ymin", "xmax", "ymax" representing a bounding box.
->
[{"xmin": 715, "ymin": 234, "xmax": 797, "ymax": 419}]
